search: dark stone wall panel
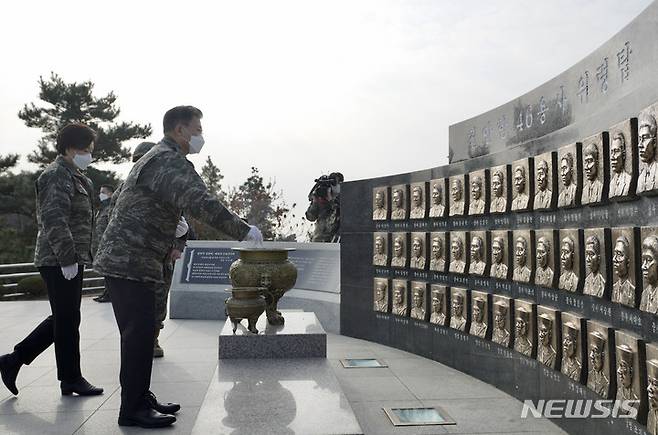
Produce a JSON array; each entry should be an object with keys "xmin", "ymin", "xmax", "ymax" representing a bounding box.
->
[{"xmin": 339, "ymin": 4, "xmax": 658, "ymax": 434}]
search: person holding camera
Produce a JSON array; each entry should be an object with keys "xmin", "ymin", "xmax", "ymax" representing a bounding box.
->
[{"xmin": 305, "ymin": 172, "xmax": 343, "ymax": 242}]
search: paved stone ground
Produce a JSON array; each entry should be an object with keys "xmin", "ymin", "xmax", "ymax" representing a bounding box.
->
[{"xmin": 0, "ymin": 299, "xmax": 566, "ymax": 434}]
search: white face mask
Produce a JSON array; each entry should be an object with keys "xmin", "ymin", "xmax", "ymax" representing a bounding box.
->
[
  {"xmin": 72, "ymin": 153, "xmax": 92, "ymax": 170},
  {"xmin": 188, "ymin": 135, "xmax": 205, "ymax": 154},
  {"xmin": 99, "ymin": 193, "xmax": 109, "ymax": 201},
  {"xmin": 332, "ymin": 184, "xmax": 341, "ymax": 195}
]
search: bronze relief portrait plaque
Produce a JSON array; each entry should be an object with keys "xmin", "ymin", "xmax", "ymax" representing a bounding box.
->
[
  {"xmin": 490, "ymin": 164, "xmax": 509, "ymax": 214},
  {"xmin": 391, "ymin": 279, "xmax": 409, "ymax": 317},
  {"xmin": 409, "ymin": 182, "xmax": 427, "ymax": 219},
  {"xmin": 535, "ymin": 229, "xmax": 557, "ymax": 288},
  {"xmin": 372, "ymin": 187, "xmax": 388, "ymax": 221},
  {"xmin": 586, "ymin": 321, "xmax": 613, "ymax": 399},
  {"xmin": 581, "ymin": 132, "xmax": 608, "ymax": 206},
  {"xmin": 557, "ymin": 143, "xmax": 581, "ymax": 209},
  {"xmin": 511, "ymin": 158, "xmax": 532, "ymax": 212},
  {"xmin": 469, "ymin": 290, "xmax": 489, "ymax": 339},
  {"xmin": 492, "ymin": 295, "xmax": 512, "ymax": 348},
  {"xmin": 637, "ymin": 102, "xmax": 658, "ymax": 195},
  {"xmin": 373, "ymin": 278, "xmax": 389, "ymax": 313},
  {"xmin": 410, "ymin": 232, "xmax": 427, "ymax": 270},
  {"xmin": 512, "ymin": 230, "xmax": 533, "ymax": 283},
  {"xmin": 560, "ymin": 312, "xmax": 585, "ymax": 384},
  {"xmin": 558, "ymin": 228, "xmax": 581, "ymax": 293},
  {"xmin": 429, "ymin": 178, "xmax": 447, "ymax": 218},
  {"xmin": 609, "ymin": 118, "xmax": 638, "ymax": 201},
  {"xmin": 490, "ymin": 230, "xmax": 510, "ymax": 280},
  {"xmin": 533, "ymin": 151, "xmax": 556, "ymax": 210},
  {"xmin": 449, "ymin": 287, "xmax": 468, "ymax": 332},
  {"xmin": 513, "ymin": 299, "xmax": 535, "ymax": 358},
  {"xmin": 410, "ymin": 281, "xmax": 428, "ymax": 321},
  {"xmin": 583, "ymin": 228, "xmax": 609, "ymax": 299},
  {"xmin": 468, "ymin": 230, "xmax": 488, "ymax": 277},
  {"xmin": 449, "ymin": 231, "xmax": 467, "ymax": 274},
  {"xmin": 536, "ymin": 306, "xmax": 559, "ymax": 370},
  {"xmin": 611, "ymin": 227, "xmax": 639, "ymax": 308},
  {"xmin": 615, "ymin": 330, "xmax": 646, "ymax": 420},
  {"xmin": 391, "ymin": 232, "xmax": 408, "ymax": 268},
  {"xmin": 640, "ymin": 226, "xmax": 658, "ymax": 314},
  {"xmin": 646, "ymin": 343, "xmax": 658, "ymax": 431},
  {"xmin": 468, "ymin": 169, "xmax": 487, "ymax": 216},
  {"xmin": 429, "ymin": 285, "xmax": 448, "ymax": 326},
  {"xmin": 429, "ymin": 232, "xmax": 447, "ymax": 273},
  {"xmin": 391, "ymin": 184, "xmax": 408, "ymax": 220},
  {"xmin": 372, "ymin": 232, "xmax": 389, "ymax": 267},
  {"xmin": 449, "ymin": 175, "xmax": 467, "ymax": 217}
]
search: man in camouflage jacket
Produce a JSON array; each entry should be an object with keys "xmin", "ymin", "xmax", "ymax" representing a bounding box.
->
[
  {"xmin": 93, "ymin": 142, "xmax": 182, "ymax": 356},
  {"xmin": 92, "ymin": 185, "xmax": 114, "ymax": 302},
  {"xmin": 93, "ymin": 106, "xmax": 261, "ymax": 428},
  {"xmin": 95, "ymin": 142, "xmax": 185, "ymax": 356}
]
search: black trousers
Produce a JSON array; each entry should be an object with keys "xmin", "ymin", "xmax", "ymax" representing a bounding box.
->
[
  {"xmin": 14, "ymin": 265, "xmax": 84, "ymax": 381},
  {"xmin": 105, "ymin": 276, "xmax": 156, "ymax": 415}
]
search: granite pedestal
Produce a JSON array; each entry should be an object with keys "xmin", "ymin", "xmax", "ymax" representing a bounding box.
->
[{"xmin": 218, "ymin": 312, "xmax": 327, "ymax": 359}]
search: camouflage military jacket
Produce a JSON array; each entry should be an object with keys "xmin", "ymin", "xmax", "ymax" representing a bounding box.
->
[
  {"xmin": 305, "ymin": 197, "xmax": 339, "ymax": 242},
  {"xmin": 94, "ymin": 138, "xmax": 250, "ymax": 283},
  {"xmin": 101, "ymin": 182, "xmax": 187, "ymax": 258},
  {"xmin": 34, "ymin": 156, "xmax": 94, "ymax": 267},
  {"xmin": 91, "ymin": 198, "xmax": 111, "ymax": 257}
]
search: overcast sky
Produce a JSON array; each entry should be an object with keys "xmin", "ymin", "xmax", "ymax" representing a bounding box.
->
[{"xmin": 0, "ymin": 0, "xmax": 653, "ymax": 231}]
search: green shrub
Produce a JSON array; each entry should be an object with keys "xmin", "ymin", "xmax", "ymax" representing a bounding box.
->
[{"xmin": 17, "ymin": 276, "xmax": 47, "ymax": 297}]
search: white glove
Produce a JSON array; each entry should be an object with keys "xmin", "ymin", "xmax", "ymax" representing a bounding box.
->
[
  {"xmin": 61, "ymin": 263, "xmax": 79, "ymax": 280},
  {"xmin": 244, "ymin": 225, "xmax": 263, "ymax": 245},
  {"xmin": 175, "ymin": 216, "xmax": 189, "ymax": 238}
]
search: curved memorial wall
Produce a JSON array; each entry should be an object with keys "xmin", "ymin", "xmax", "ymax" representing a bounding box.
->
[{"xmin": 341, "ymin": 3, "xmax": 658, "ymax": 434}]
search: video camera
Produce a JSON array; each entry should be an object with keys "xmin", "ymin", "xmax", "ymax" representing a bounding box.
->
[{"xmin": 309, "ymin": 172, "xmax": 344, "ymax": 200}]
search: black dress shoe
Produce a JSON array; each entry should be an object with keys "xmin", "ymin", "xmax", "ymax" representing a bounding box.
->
[
  {"xmin": 118, "ymin": 408, "xmax": 176, "ymax": 428},
  {"xmin": 93, "ymin": 292, "xmax": 111, "ymax": 303},
  {"xmin": 0, "ymin": 353, "xmax": 21, "ymax": 395},
  {"xmin": 61, "ymin": 377, "xmax": 104, "ymax": 396},
  {"xmin": 145, "ymin": 391, "xmax": 180, "ymax": 414}
]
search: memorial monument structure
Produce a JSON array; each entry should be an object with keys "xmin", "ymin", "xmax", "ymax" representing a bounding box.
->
[
  {"xmin": 170, "ymin": 241, "xmax": 341, "ymax": 334},
  {"xmin": 340, "ymin": 3, "xmax": 658, "ymax": 434}
]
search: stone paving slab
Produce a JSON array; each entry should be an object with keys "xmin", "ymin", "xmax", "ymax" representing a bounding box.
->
[{"xmin": 192, "ymin": 359, "xmax": 362, "ymax": 435}]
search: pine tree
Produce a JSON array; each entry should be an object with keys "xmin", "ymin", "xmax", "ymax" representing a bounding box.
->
[
  {"xmin": 0, "ymin": 154, "xmax": 18, "ymax": 173},
  {"xmin": 18, "ymin": 72, "xmax": 152, "ymax": 166},
  {"xmin": 0, "ymin": 74, "xmax": 153, "ymax": 264},
  {"xmin": 0, "ymin": 170, "xmax": 40, "ymax": 263}
]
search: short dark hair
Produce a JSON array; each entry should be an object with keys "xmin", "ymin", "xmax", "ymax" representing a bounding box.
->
[
  {"xmin": 163, "ymin": 106, "xmax": 203, "ymax": 133},
  {"xmin": 100, "ymin": 184, "xmax": 115, "ymax": 193},
  {"xmin": 56, "ymin": 123, "xmax": 96, "ymax": 155}
]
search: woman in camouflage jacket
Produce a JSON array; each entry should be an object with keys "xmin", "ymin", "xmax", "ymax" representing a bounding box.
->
[{"xmin": 0, "ymin": 123, "xmax": 103, "ymax": 397}]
